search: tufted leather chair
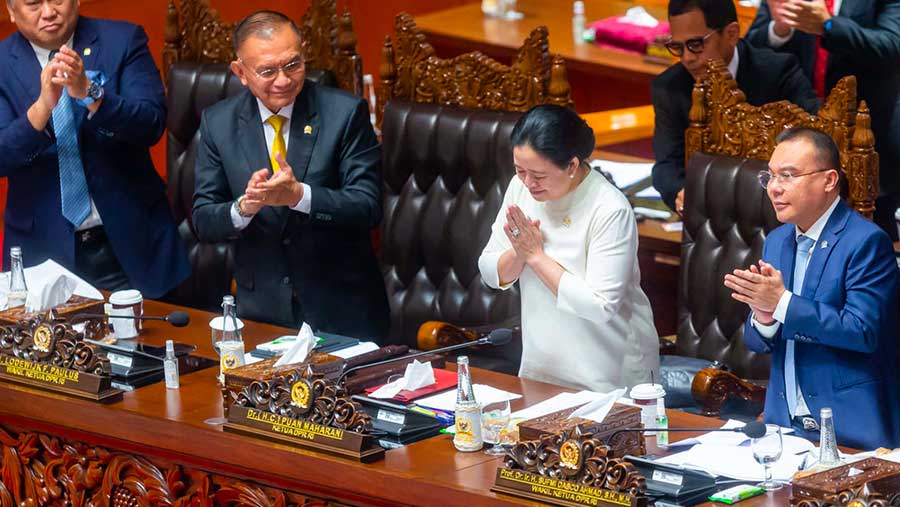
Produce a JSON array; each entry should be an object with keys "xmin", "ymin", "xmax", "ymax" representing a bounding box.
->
[
  {"xmin": 164, "ymin": 63, "xmax": 338, "ymax": 312},
  {"xmin": 659, "ymin": 153, "xmax": 780, "ymax": 412},
  {"xmin": 380, "ymin": 100, "xmax": 524, "ymax": 373}
]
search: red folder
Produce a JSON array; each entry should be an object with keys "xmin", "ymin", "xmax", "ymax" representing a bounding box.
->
[{"xmin": 364, "ymin": 368, "xmax": 458, "ymax": 403}]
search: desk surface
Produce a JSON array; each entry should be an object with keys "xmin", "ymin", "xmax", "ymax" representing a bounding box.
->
[
  {"xmin": 0, "ymin": 299, "xmax": 796, "ymax": 506},
  {"xmin": 415, "ymin": 0, "xmax": 672, "ymax": 79}
]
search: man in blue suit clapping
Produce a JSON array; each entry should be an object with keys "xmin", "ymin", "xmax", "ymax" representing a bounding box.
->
[
  {"xmin": 0, "ymin": 0, "xmax": 188, "ymax": 297},
  {"xmin": 725, "ymin": 127, "xmax": 900, "ymax": 450}
]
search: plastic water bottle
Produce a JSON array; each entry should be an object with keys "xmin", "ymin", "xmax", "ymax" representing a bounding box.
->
[
  {"xmin": 818, "ymin": 407, "xmax": 841, "ymax": 466},
  {"xmin": 453, "ymin": 356, "xmax": 484, "ymax": 452},
  {"xmin": 655, "ymin": 397, "xmax": 669, "ymax": 447},
  {"xmin": 164, "ymin": 339, "xmax": 180, "ymax": 389},
  {"xmin": 573, "ymin": 1, "xmax": 586, "ymax": 44},
  {"xmin": 8, "ymin": 246, "xmax": 27, "ymax": 308}
]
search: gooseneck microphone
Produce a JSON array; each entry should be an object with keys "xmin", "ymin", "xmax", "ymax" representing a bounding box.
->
[
  {"xmin": 336, "ymin": 327, "xmax": 514, "ymax": 386},
  {"xmin": 73, "ymin": 310, "xmax": 191, "ymax": 328},
  {"xmin": 606, "ymin": 420, "xmax": 767, "ymax": 443}
]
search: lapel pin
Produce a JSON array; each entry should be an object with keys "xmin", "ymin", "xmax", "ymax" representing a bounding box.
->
[
  {"xmin": 303, "ymin": 125, "xmax": 313, "ymax": 135},
  {"xmin": 83, "ymin": 48, "xmax": 91, "ymax": 56},
  {"xmin": 821, "ymin": 240, "xmax": 828, "ymax": 249}
]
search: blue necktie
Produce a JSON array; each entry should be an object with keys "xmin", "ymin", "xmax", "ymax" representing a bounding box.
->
[
  {"xmin": 785, "ymin": 234, "xmax": 815, "ymax": 416},
  {"xmin": 51, "ymin": 57, "xmax": 92, "ymax": 227}
]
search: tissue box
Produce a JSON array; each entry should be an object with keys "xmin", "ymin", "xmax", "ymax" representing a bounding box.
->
[
  {"xmin": 518, "ymin": 403, "xmax": 644, "ymax": 458},
  {"xmin": 223, "ymin": 351, "xmax": 342, "ymax": 408},
  {"xmin": 0, "ymin": 295, "xmax": 104, "ymax": 326},
  {"xmin": 791, "ymin": 458, "xmax": 900, "ymax": 502}
]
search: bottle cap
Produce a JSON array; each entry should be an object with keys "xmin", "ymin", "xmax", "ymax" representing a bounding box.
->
[
  {"xmin": 222, "ymin": 295, "xmax": 235, "ymax": 305},
  {"xmin": 9, "ymin": 246, "xmax": 21, "ymax": 257},
  {"xmin": 820, "ymin": 407, "xmax": 833, "ymax": 418},
  {"xmin": 573, "ymin": 1, "xmax": 584, "ymax": 14},
  {"xmin": 166, "ymin": 339, "xmax": 175, "ymax": 353},
  {"xmin": 457, "ymin": 355, "xmax": 469, "ymax": 364}
]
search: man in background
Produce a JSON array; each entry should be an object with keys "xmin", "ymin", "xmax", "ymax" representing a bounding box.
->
[
  {"xmin": 192, "ymin": 11, "xmax": 389, "ymax": 341},
  {"xmin": 0, "ymin": 0, "xmax": 189, "ymax": 297},
  {"xmin": 652, "ymin": 0, "xmax": 819, "ymax": 214},
  {"xmin": 746, "ymin": 0, "xmax": 900, "ymax": 238},
  {"xmin": 725, "ymin": 127, "xmax": 900, "ymax": 449}
]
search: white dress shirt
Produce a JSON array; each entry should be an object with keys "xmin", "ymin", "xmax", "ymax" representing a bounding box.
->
[
  {"xmin": 31, "ymin": 37, "xmax": 102, "ymax": 231},
  {"xmin": 479, "ymin": 170, "xmax": 660, "ymax": 392},
  {"xmin": 727, "ymin": 45, "xmax": 739, "ymax": 80},
  {"xmin": 751, "ymin": 196, "xmax": 841, "ymax": 416},
  {"xmin": 767, "ymin": 0, "xmax": 844, "ymax": 47},
  {"xmin": 229, "ymin": 99, "xmax": 313, "ymax": 229}
]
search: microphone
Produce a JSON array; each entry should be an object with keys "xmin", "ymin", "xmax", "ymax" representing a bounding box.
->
[
  {"xmin": 74, "ymin": 310, "xmax": 191, "ymax": 328},
  {"xmin": 336, "ymin": 327, "xmax": 514, "ymax": 387},
  {"xmin": 607, "ymin": 420, "xmax": 767, "ymax": 444}
]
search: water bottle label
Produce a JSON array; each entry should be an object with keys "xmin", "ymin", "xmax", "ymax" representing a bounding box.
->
[{"xmin": 453, "ymin": 406, "xmax": 483, "ymax": 451}]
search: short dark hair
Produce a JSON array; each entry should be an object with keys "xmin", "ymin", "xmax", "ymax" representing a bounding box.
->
[
  {"xmin": 510, "ymin": 105, "xmax": 595, "ymax": 170},
  {"xmin": 668, "ymin": 0, "xmax": 738, "ymax": 29},
  {"xmin": 233, "ymin": 11, "xmax": 303, "ymax": 55},
  {"xmin": 776, "ymin": 127, "xmax": 841, "ymax": 172}
]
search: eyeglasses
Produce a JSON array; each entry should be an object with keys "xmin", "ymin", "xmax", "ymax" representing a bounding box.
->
[
  {"xmin": 240, "ymin": 58, "xmax": 305, "ymax": 81},
  {"xmin": 757, "ymin": 169, "xmax": 829, "ymax": 188},
  {"xmin": 664, "ymin": 29, "xmax": 721, "ymax": 57}
]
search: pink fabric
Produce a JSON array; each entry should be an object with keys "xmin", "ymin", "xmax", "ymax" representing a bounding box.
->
[{"xmin": 589, "ymin": 17, "xmax": 670, "ymax": 54}]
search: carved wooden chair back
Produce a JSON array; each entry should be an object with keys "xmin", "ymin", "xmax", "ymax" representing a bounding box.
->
[
  {"xmin": 161, "ymin": 0, "xmax": 363, "ymax": 96},
  {"xmin": 686, "ymin": 59, "xmax": 878, "ymax": 218},
  {"xmin": 376, "ymin": 12, "xmax": 573, "ymax": 128}
]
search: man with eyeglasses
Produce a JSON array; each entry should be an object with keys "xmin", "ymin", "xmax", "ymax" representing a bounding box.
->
[
  {"xmin": 192, "ymin": 11, "xmax": 389, "ymax": 341},
  {"xmin": 724, "ymin": 127, "xmax": 900, "ymax": 450},
  {"xmin": 0, "ymin": 0, "xmax": 189, "ymax": 297},
  {"xmin": 745, "ymin": 0, "xmax": 900, "ymax": 241},
  {"xmin": 651, "ymin": 0, "xmax": 819, "ymax": 214}
]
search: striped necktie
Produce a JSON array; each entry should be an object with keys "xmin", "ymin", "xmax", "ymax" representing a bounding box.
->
[{"xmin": 50, "ymin": 49, "xmax": 92, "ymax": 226}]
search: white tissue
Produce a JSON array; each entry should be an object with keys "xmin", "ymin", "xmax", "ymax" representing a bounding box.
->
[
  {"xmin": 621, "ymin": 6, "xmax": 659, "ymax": 28},
  {"xmin": 274, "ymin": 322, "xmax": 317, "ymax": 366},
  {"xmin": 567, "ymin": 388, "xmax": 627, "ymax": 423},
  {"xmin": 369, "ymin": 360, "xmax": 436, "ymax": 399},
  {"xmin": 25, "ymin": 271, "xmax": 78, "ymax": 313}
]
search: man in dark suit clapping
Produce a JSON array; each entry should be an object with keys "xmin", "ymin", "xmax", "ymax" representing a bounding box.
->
[
  {"xmin": 192, "ymin": 11, "xmax": 389, "ymax": 342},
  {"xmin": 651, "ymin": 0, "xmax": 820, "ymax": 214}
]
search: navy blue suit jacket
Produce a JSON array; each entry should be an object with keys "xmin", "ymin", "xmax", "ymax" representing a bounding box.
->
[
  {"xmin": 0, "ymin": 17, "xmax": 189, "ymax": 298},
  {"xmin": 746, "ymin": 1, "xmax": 900, "ymax": 195},
  {"xmin": 743, "ymin": 200, "xmax": 900, "ymax": 449}
]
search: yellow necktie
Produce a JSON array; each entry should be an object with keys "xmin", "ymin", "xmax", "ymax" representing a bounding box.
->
[{"xmin": 267, "ymin": 114, "xmax": 287, "ymax": 172}]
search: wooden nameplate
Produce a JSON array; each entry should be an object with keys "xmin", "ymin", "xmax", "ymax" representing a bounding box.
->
[
  {"xmin": 0, "ymin": 312, "xmax": 122, "ymax": 403},
  {"xmin": 224, "ymin": 370, "xmax": 383, "ymax": 462},
  {"xmin": 492, "ymin": 428, "xmax": 648, "ymax": 507},
  {"xmin": 518, "ymin": 403, "xmax": 645, "ymax": 458},
  {"xmin": 791, "ymin": 457, "xmax": 900, "ymax": 505},
  {"xmin": 0, "ymin": 295, "xmax": 104, "ymax": 325}
]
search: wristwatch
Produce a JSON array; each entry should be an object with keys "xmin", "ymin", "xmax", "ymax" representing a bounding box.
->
[
  {"xmin": 823, "ymin": 18, "xmax": 834, "ymax": 34},
  {"xmin": 233, "ymin": 195, "xmax": 255, "ymax": 218},
  {"xmin": 77, "ymin": 78, "xmax": 104, "ymax": 107}
]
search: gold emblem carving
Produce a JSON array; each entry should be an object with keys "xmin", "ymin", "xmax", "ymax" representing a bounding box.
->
[
  {"xmin": 846, "ymin": 502, "xmax": 865, "ymax": 507},
  {"xmin": 560, "ymin": 440, "xmax": 582, "ymax": 470},
  {"xmin": 291, "ymin": 379, "xmax": 312, "ymax": 410},
  {"xmin": 33, "ymin": 325, "xmax": 53, "ymax": 352}
]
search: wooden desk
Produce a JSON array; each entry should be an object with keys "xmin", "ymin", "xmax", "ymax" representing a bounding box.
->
[
  {"xmin": 415, "ymin": 0, "xmax": 671, "ymax": 113},
  {"xmin": 0, "ymin": 299, "xmax": 799, "ymax": 506}
]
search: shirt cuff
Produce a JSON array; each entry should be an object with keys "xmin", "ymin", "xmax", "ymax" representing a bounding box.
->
[
  {"xmin": 230, "ymin": 199, "xmax": 253, "ymax": 230},
  {"xmin": 767, "ymin": 20, "xmax": 794, "ymax": 47},
  {"xmin": 751, "ymin": 312, "xmax": 781, "ymax": 339},
  {"xmin": 773, "ymin": 290, "xmax": 792, "ymax": 323},
  {"xmin": 290, "ymin": 183, "xmax": 312, "ymax": 214}
]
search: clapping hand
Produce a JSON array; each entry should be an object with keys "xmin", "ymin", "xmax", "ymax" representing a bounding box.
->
[
  {"xmin": 244, "ymin": 153, "xmax": 304, "ymax": 208},
  {"xmin": 780, "ymin": 0, "xmax": 833, "ymax": 35},
  {"xmin": 723, "ymin": 260, "xmax": 785, "ymax": 324}
]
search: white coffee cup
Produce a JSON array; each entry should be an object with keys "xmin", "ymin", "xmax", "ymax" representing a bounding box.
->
[
  {"xmin": 108, "ymin": 289, "xmax": 143, "ymax": 339},
  {"xmin": 630, "ymin": 383, "xmax": 666, "ymax": 435}
]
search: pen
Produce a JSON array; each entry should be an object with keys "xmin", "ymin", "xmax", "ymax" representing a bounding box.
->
[{"xmin": 410, "ymin": 405, "xmax": 454, "ymax": 425}]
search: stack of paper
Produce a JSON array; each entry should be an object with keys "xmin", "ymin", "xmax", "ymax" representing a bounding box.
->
[{"xmin": 416, "ymin": 384, "xmax": 521, "ymax": 413}]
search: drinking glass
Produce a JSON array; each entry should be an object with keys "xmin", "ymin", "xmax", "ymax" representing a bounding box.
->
[
  {"xmin": 752, "ymin": 424, "xmax": 783, "ymax": 491},
  {"xmin": 204, "ymin": 316, "xmax": 244, "ymax": 426},
  {"xmin": 482, "ymin": 399, "xmax": 511, "ymax": 456}
]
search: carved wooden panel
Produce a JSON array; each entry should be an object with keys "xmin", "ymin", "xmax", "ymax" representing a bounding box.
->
[
  {"xmin": 162, "ymin": 0, "xmax": 363, "ymax": 96},
  {"xmin": 686, "ymin": 59, "xmax": 878, "ymax": 218},
  {"xmin": 0, "ymin": 424, "xmax": 351, "ymax": 507},
  {"xmin": 376, "ymin": 12, "xmax": 573, "ymax": 127}
]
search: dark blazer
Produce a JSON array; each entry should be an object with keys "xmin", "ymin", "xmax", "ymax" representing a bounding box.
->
[
  {"xmin": 192, "ymin": 81, "xmax": 390, "ymax": 342},
  {"xmin": 743, "ymin": 200, "xmax": 900, "ymax": 449},
  {"xmin": 746, "ymin": 0, "xmax": 900, "ymax": 195},
  {"xmin": 0, "ymin": 17, "xmax": 189, "ymax": 298},
  {"xmin": 651, "ymin": 40, "xmax": 819, "ymax": 211}
]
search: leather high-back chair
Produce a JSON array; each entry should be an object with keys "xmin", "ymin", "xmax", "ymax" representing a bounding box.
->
[
  {"xmin": 380, "ymin": 100, "xmax": 524, "ymax": 373},
  {"xmin": 164, "ymin": 64, "xmax": 340, "ymax": 312},
  {"xmin": 670, "ymin": 60, "xmax": 879, "ymax": 415}
]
